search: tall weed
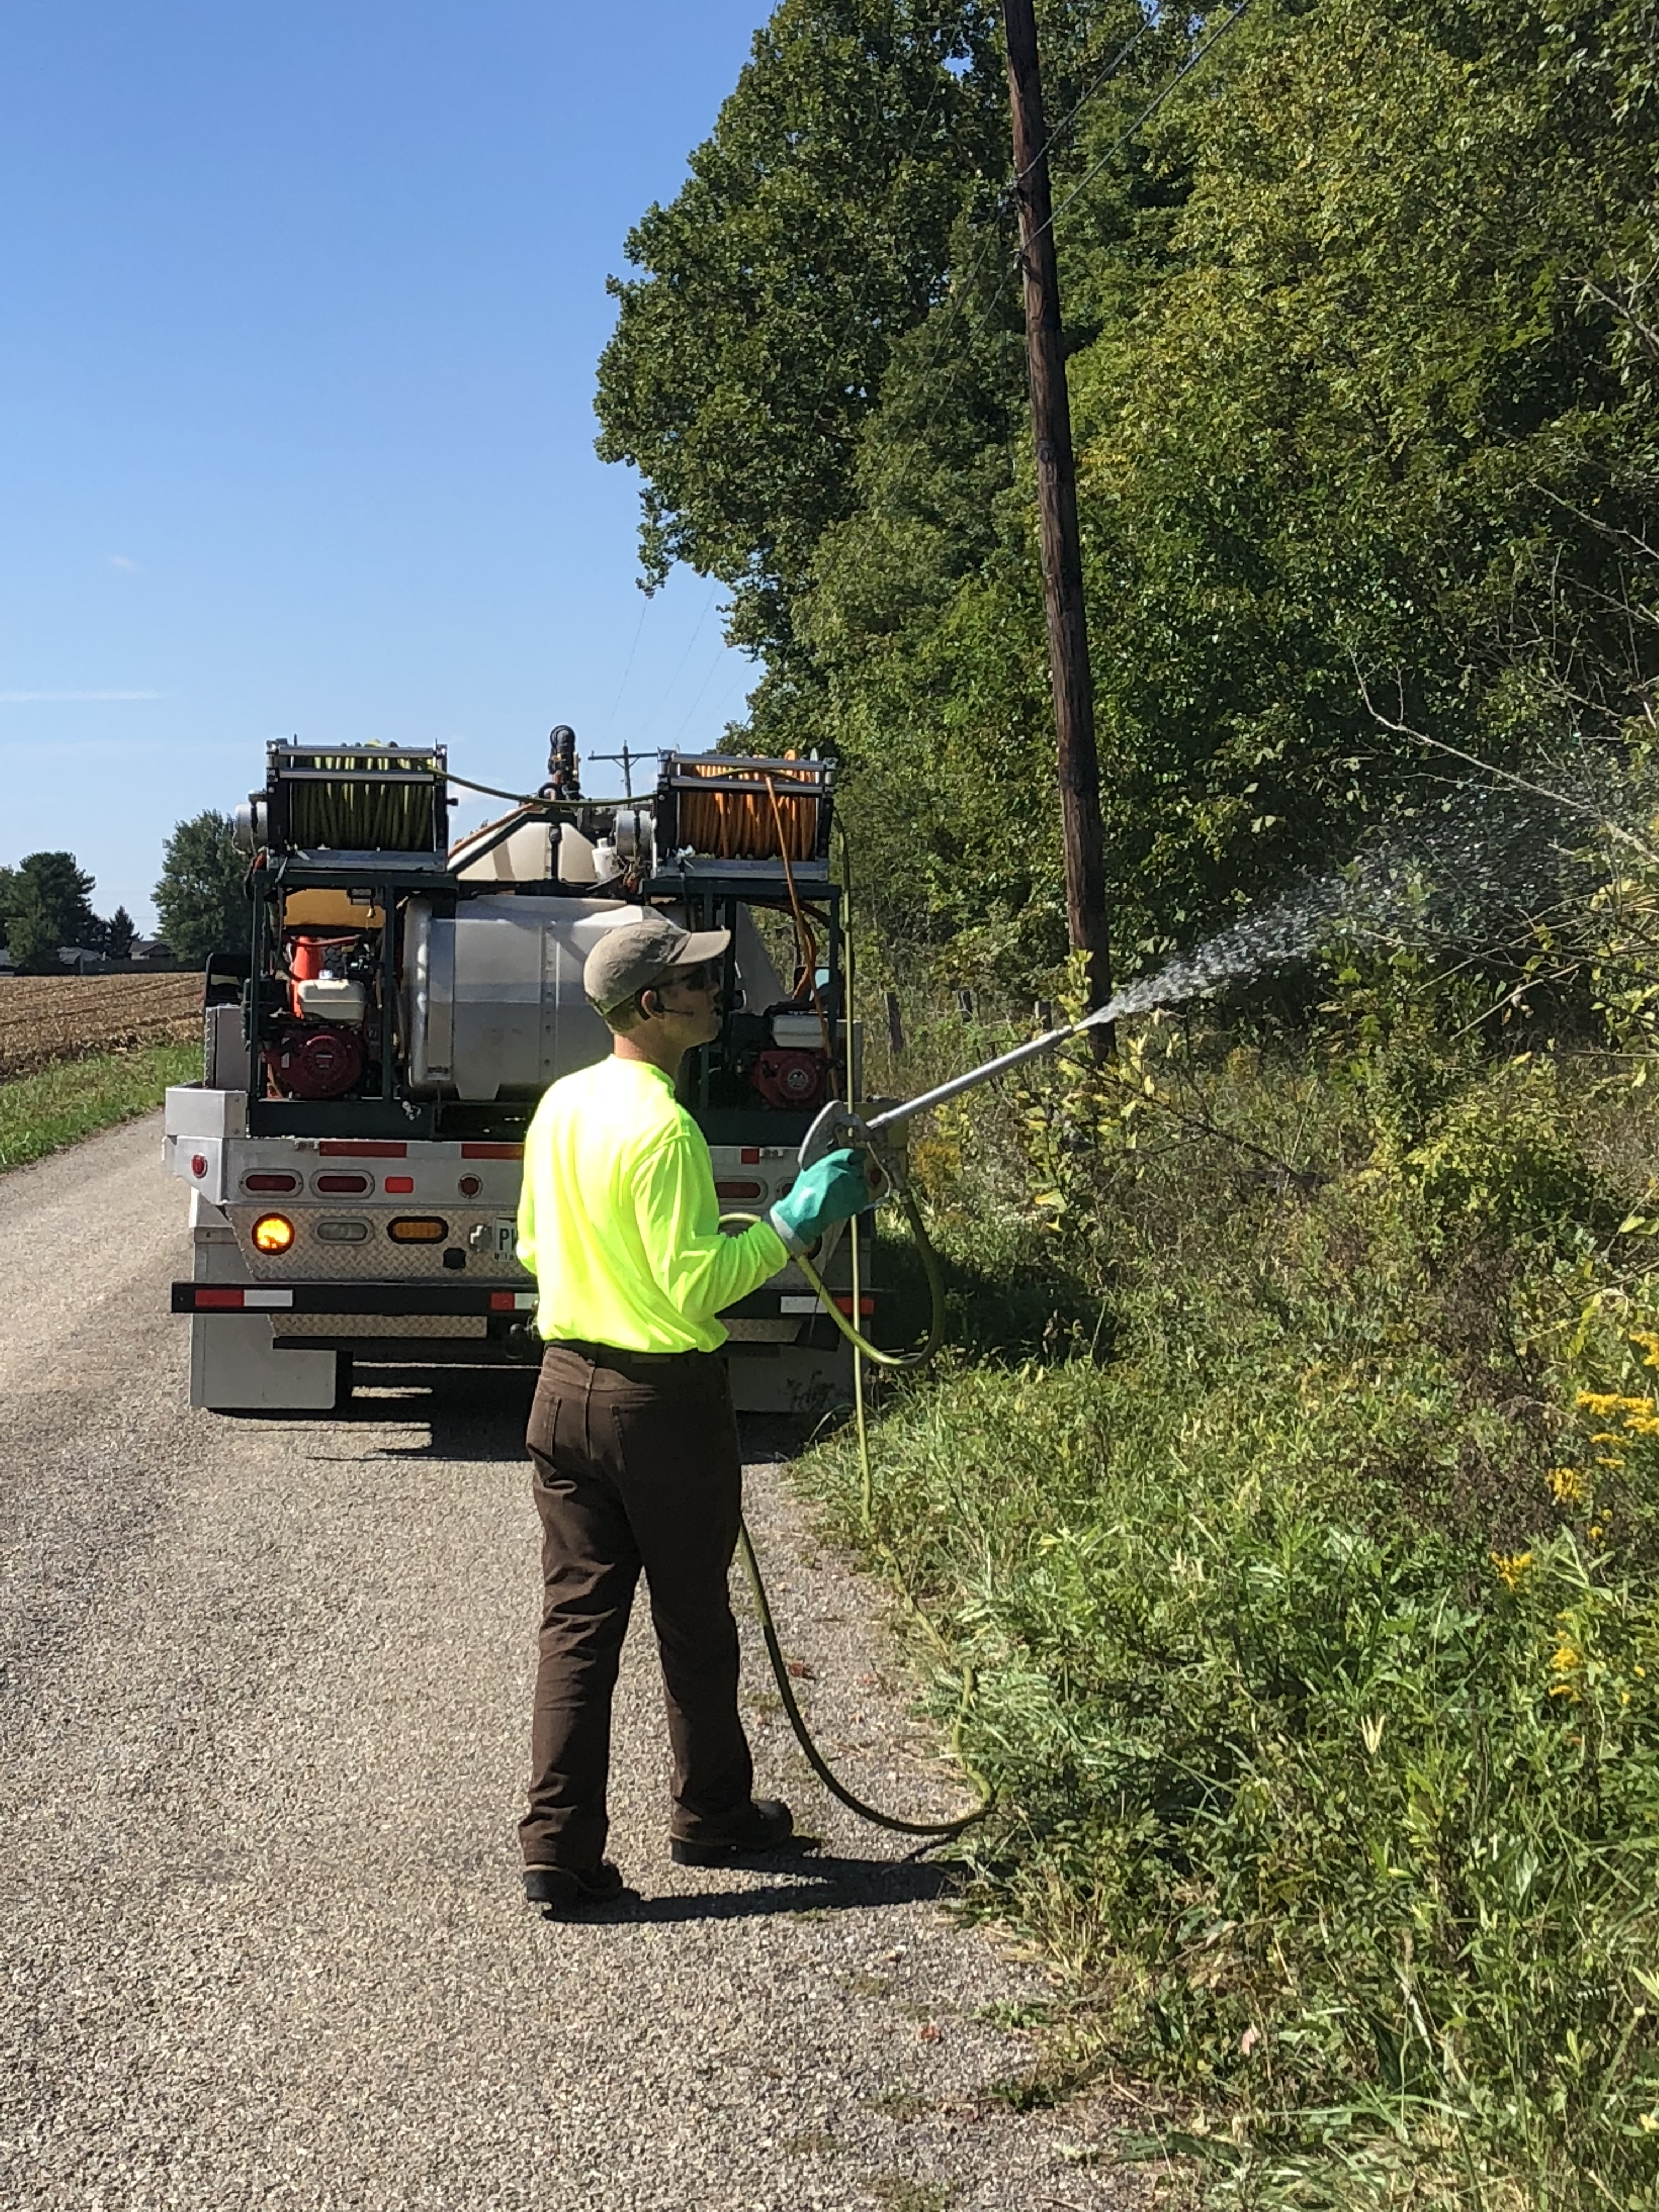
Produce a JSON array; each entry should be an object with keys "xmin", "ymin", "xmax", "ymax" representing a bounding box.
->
[{"xmin": 807, "ymin": 977, "xmax": 1659, "ymax": 2205}]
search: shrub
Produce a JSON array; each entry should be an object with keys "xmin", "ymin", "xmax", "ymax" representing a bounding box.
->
[{"xmin": 800, "ymin": 988, "xmax": 1659, "ymax": 2204}]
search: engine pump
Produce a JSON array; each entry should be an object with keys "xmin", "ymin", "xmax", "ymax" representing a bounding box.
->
[{"xmin": 264, "ymin": 928, "xmax": 379, "ymax": 1101}]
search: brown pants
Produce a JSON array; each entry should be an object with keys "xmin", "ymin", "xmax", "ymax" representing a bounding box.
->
[{"xmin": 518, "ymin": 1341, "xmax": 755, "ymax": 1871}]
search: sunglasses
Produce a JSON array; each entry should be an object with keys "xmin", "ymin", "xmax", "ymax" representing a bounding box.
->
[{"xmin": 653, "ymin": 961, "xmax": 721, "ymax": 997}]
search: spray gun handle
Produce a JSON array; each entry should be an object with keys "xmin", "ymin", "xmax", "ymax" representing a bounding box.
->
[{"xmin": 797, "ymin": 1100, "xmax": 890, "ymax": 1204}]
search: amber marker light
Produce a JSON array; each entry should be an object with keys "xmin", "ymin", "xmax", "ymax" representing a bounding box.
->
[
  {"xmin": 252, "ymin": 1214, "xmax": 296, "ymax": 1254},
  {"xmin": 387, "ymin": 1216, "xmax": 449, "ymax": 1243}
]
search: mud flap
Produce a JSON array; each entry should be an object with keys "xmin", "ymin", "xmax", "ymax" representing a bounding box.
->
[
  {"xmin": 726, "ymin": 1344, "xmax": 854, "ymax": 1418},
  {"xmin": 190, "ymin": 1314, "xmax": 343, "ymax": 1412}
]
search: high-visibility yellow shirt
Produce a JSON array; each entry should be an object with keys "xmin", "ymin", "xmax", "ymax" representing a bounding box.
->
[{"xmin": 516, "ymin": 1054, "xmax": 789, "ymax": 1353}]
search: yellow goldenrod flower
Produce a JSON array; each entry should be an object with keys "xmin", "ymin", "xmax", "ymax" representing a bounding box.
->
[
  {"xmin": 1578, "ymin": 1391, "xmax": 1656, "ymax": 1418},
  {"xmin": 1492, "ymin": 1550, "xmax": 1534, "ymax": 1589},
  {"xmin": 1547, "ymin": 1466, "xmax": 1585, "ymax": 1505},
  {"xmin": 1550, "ymin": 1640, "xmax": 1584, "ymax": 1701}
]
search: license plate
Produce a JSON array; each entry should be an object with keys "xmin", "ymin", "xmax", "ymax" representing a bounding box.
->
[{"xmin": 490, "ymin": 1218, "xmax": 518, "ymax": 1259}]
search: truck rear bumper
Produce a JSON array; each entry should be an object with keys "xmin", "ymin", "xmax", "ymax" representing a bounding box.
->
[
  {"xmin": 174, "ymin": 1282, "xmax": 865, "ymax": 1415},
  {"xmin": 172, "ymin": 1280, "xmax": 540, "ymax": 1316}
]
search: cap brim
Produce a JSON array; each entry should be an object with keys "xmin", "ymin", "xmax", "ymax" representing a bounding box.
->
[{"xmin": 658, "ymin": 928, "xmax": 731, "ymax": 971}]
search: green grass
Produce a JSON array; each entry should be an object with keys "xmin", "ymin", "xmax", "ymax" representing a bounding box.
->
[
  {"xmin": 799, "ymin": 976, "xmax": 1659, "ymax": 2209},
  {"xmin": 0, "ymin": 1041, "xmax": 200, "ymax": 1171}
]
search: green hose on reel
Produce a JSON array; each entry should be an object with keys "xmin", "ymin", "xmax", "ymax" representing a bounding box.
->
[{"xmin": 285, "ymin": 756, "xmax": 442, "ymax": 850}]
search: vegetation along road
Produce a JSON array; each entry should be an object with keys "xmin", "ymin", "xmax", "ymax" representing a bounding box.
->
[{"xmin": 0, "ymin": 1113, "xmax": 1141, "ymax": 2212}]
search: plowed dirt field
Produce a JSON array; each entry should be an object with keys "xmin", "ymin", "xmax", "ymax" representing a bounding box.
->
[{"xmin": 0, "ymin": 973, "xmax": 198, "ymax": 1083}]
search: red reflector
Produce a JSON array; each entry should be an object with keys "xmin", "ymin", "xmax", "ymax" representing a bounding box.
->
[
  {"xmin": 319, "ymin": 1141, "xmax": 407, "ymax": 1157},
  {"xmin": 243, "ymin": 1172, "xmax": 298, "ymax": 1193},
  {"xmin": 715, "ymin": 1180, "xmax": 765, "ymax": 1202},
  {"xmin": 196, "ymin": 1287, "xmax": 245, "ymax": 1309},
  {"xmin": 489, "ymin": 1291, "xmax": 518, "ymax": 1312},
  {"xmin": 384, "ymin": 1174, "xmax": 415, "ymax": 1194},
  {"xmin": 461, "ymin": 1142, "xmax": 523, "ymax": 1159},
  {"xmin": 315, "ymin": 1172, "xmax": 371, "ymax": 1194},
  {"xmin": 190, "ymin": 1153, "xmax": 208, "ymax": 1178},
  {"xmin": 458, "ymin": 1174, "xmax": 482, "ymax": 1197},
  {"xmin": 832, "ymin": 1296, "xmax": 876, "ymax": 1317},
  {"xmin": 740, "ymin": 1147, "xmax": 761, "ymax": 1165}
]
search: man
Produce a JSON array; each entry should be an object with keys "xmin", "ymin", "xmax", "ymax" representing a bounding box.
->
[{"xmin": 514, "ymin": 912, "xmax": 872, "ymax": 1911}]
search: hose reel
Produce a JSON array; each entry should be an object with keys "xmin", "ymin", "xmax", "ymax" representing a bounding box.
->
[{"xmin": 654, "ymin": 754, "xmax": 831, "ymax": 866}]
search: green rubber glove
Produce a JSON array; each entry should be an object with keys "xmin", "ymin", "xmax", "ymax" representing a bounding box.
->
[{"xmin": 769, "ymin": 1149, "xmax": 873, "ymax": 1255}]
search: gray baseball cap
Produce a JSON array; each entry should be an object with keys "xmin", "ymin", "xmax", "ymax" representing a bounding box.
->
[{"xmin": 583, "ymin": 913, "xmax": 731, "ymax": 1016}]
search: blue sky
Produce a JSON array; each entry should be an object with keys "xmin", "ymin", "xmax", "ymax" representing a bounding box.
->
[{"xmin": 0, "ymin": 1, "xmax": 766, "ymax": 928}]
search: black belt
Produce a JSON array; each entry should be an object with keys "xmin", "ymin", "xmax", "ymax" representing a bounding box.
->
[{"xmin": 546, "ymin": 1338, "xmax": 710, "ymax": 1368}]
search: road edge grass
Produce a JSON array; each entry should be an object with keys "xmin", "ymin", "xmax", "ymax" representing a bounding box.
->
[{"xmin": 0, "ymin": 1041, "xmax": 200, "ymax": 1172}]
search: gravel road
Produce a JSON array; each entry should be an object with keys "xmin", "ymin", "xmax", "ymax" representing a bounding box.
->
[{"xmin": 1, "ymin": 1115, "xmax": 1140, "ymax": 2211}]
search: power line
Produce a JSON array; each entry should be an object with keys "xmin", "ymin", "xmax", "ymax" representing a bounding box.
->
[
  {"xmin": 861, "ymin": 5, "xmax": 1175, "ymax": 509},
  {"xmin": 641, "ymin": 579, "xmax": 719, "ymax": 730},
  {"xmin": 1015, "ymin": 14, "xmax": 1160, "ymax": 184},
  {"xmin": 668, "ymin": 633, "xmax": 740, "ymax": 747},
  {"xmin": 602, "ymin": 592, "xmax": 650, "ymax": 735},
  {"xmin": 1030, "ymin": 0, "xmax": 1255, "ymax": 247}
]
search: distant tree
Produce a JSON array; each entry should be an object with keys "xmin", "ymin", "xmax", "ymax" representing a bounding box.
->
[
  {"xmin": 154, "ymin": 813, "xmax": 249, "ymax": 966},
  {"xmin": 104, "ymin": 905, "xmax": 137, "ymax": 960},
  {"xmin": 0, "ymin": 866, "xmax": 15, "ymax": 952},
  {"xmin": 1, "ymin": 851, "xmax": 98, "ymax": 973}
]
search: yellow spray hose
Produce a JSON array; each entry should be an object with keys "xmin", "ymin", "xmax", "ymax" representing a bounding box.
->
[
  {"xmin": 724, "ymin": 1207, "xmax": 992, "ymax": 1839},
  {"xmin": 720, "ymin": 821, "xmax": 994, "ymax": 1842}
]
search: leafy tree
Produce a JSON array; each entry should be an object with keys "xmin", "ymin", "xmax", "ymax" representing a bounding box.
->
[
  {"xmin": 595, "ymin": 0, "xmax": 1011, "ymax": 667},
  {"xmin": 1, "ymin": 851, "xmax": 98, "ymax": 972},
  {"xmin": 605, "ymin": 0, "xmax": 1659, "ymax": 982},
  {"xmin": 154, "ymin": 813, "xmax": 249, "ymax": 967}
]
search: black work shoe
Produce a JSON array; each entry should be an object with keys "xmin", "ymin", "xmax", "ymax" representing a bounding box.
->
[
  {"xmin": 523, "ymin": 1861, "xmax": 637, "ymax": 1913},
  {"xmin": 670, "ymin": 1797, "xmax": 821, "ymax": 1866}
]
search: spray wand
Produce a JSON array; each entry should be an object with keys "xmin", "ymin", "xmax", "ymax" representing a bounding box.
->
[
  {"xmin": 720, "ymin": 1000, "xmax": 1118, "ymax": 1847},
  {"xmin": 798, "ymin": 998, "xmax": 1116, "ymax": 1181}
]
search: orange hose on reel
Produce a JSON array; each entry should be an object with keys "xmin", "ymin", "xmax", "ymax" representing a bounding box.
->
[{"xmin": 675, "ymin": 761, "xmax": 820, "ymax": 862}]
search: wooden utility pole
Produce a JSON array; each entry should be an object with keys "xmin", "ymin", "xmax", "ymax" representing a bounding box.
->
[{"xmin": 1001, "ymin": 0, "xmax": 1112, "ymax": 1037}]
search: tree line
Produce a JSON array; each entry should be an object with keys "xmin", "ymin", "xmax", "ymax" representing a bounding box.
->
[
  {"xmin": 0, "ymin": 814, "xmax": 249, "ymax": 973},
  {"xmin": 596, "ymin": 0, "xmax": 1658, "ymax": 984}
]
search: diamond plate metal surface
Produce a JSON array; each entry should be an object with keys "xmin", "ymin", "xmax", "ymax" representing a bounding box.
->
[
  {"xmin": 228, "ymin": 1206, "xmax": 532, "ymax": 1283},
  {"xmin": 270, "ymin": 1313, "xmax": 488, "ymax": 1339}
]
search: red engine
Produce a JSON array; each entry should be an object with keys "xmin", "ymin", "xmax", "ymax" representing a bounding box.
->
[
  {"xmin": 264, "ymin": 1023, "xmax": 366, "ymax": 1100},
  {"xmin": 285, "ymin": 931, "xmax": 360, "ymax": 1023},
  {"xmin": 749, "ymin": 1047, "xmax": 831, "ymax": 1111}
]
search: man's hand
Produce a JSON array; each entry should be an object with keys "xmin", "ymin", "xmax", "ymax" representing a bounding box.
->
[{"xmin": 768, "ymin": 1149, "xmax": 873, "ymax": 1256}]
